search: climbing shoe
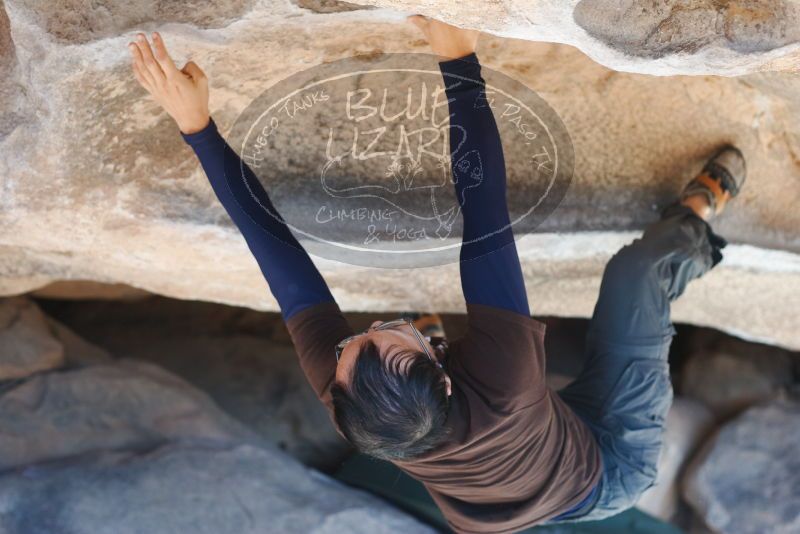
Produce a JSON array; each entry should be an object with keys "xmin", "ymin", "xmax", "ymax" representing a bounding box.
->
[{"xmin": 680, "ymin": 145, "xmax": 746, "ymax": 217}]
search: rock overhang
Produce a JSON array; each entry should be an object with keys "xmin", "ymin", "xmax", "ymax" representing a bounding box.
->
[{"xmin": 0, "ymin": 0, "xmax": 798, "ymax": 348}]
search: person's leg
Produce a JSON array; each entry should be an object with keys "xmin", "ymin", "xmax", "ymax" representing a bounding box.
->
[
  {"xmin": 565, "ymin": 145, "xmax": 744, "ymax": 401},
  {"xmin": 555, "ymin": 147, "xmax": 744, "ymax": 522},
  {"xmin": 558, "ymin": 146, "xmax": 746, "ymax": 521}
]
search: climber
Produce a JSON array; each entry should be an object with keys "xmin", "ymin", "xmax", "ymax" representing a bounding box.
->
[{"xmin": 128, "ymin": 16, "xmax": 745, "ymax": 533}]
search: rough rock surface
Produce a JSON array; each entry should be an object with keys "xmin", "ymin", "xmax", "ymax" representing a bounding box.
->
[
  {"xmin": 682, "ymin": 396, "xmax": 800, "ymax": 534},
  {"xmin": 0, "ymin": 298, "xmax": 432, "ymax": 533},
  {"xmin": 0, "ymin": 444, "xmax": 436, "ymax": 534},
  {"xmin": 45, "ymin": 316, "xmax": 112, "ymax": 367},
  {"xmin": 680, "ymin": 337, "xmax": 796, "ymax": 416},
  {"xmin": 354, "ymin": 0, "xmax": 800, "ymax": 75},
  {"xmin": 573, "ymin": 0, "xmax": 800, "ymax": 61},
  {"xmin": 34, "ymin": 295, "xmax": 352, "ymax": 469},
  {"xmin": 1, "ymin": 0, "xmax": 800, "ymax": 348},
  {"xmin": 0, "ymin": 358, "xmax": 257, "ymax": 471},
  {"xmin": 124, "ymin": 336, "xmax": 352, "ymax": 469},
  {"xmin": 0, "ymin": 297, "xmax": 64, "ymax": 379}
]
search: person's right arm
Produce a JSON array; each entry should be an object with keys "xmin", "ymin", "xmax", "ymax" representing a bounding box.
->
[
  {"xmin": 179, "ymin": 118, "xmax": 355, "ymax": 413},
  {"xmin": 179, "ymin": 118, "xmax": 338, "ymax": 321},
  {"xmin": 128, "ymin": 32, "xmax": 353, "ymax": 412}
]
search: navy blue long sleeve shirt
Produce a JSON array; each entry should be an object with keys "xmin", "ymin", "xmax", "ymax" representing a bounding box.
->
[
  {"xmin": 181, "ymin": 117, "xmax": 336, "ymax": 321},
  {"xmin": 181, "ymin": 52, "xmax": 529, "ymax": 320}
]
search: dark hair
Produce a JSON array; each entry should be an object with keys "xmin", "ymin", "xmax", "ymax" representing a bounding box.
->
[{"xmin": 330, "ymin": 339, "xmax": 451, "ymax": 461}]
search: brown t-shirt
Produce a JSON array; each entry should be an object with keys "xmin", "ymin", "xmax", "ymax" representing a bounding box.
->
[{"xmin": 286, "ymin": 301, "xmax": 602, "ymax": 534}]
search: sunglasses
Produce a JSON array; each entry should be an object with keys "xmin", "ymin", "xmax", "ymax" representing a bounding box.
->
[{"xmin": 334, "ymin": 318, "xmax": 443, "ymax": 369}]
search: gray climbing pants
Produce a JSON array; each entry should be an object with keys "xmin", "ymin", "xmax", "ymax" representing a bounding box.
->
[{"xmin": 554, "ymin": 202, "xmax": 727, "ymax": 522}]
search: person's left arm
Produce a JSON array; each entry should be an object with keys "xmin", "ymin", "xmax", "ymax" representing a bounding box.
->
[
  {"xmin": 438, "ymin": 51, "xmax": 545, "ymax": 410},
  {"xmin": 440, "ymin": 52, "xmax": 530, "ymax": 318}
]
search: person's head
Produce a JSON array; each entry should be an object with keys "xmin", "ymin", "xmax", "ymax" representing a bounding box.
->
[{"xmin": 330, "ymin": 319, "xmax": 452, "ymax": 461}]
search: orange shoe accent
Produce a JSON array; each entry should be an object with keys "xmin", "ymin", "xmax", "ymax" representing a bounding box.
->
[{"xmin": 694, "ymin": 172, "xmax": 730, "ymax": 215}]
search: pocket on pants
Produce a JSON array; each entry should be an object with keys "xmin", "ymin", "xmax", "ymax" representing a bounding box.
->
[{"xmin": 598, "ymin": 358, "xmax": 673, "ymax": 498}]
